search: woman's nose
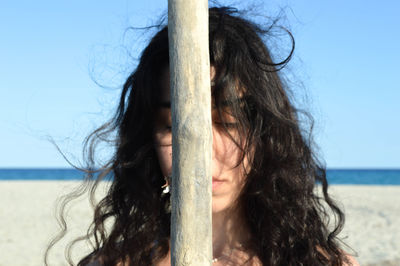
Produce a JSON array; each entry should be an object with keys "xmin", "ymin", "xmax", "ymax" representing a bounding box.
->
[
  {"xmin": 211, "ymin": 127, "xmax": 221, "ymax": 176},
  {"xmin": 211, "ymin": 127, "xmax": 229, "ymax": 162},
  {"xmin": 211, "ymin": 127, "xmax": 219, "ymax": 160}
]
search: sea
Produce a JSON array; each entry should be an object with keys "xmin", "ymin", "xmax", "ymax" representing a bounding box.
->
[{"xmin": 0, "ymin": 168, "xmax": 399, "ymax": 185}]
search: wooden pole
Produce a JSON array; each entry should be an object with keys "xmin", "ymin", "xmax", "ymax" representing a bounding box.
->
[{"xmin": 168, "ymin": 0, "xmax": 212, "ymax": 265}]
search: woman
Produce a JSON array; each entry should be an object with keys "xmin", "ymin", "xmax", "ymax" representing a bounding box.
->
[{"xmin": 47, "ymin": 6, "xmax": 358, "ymax": 266}]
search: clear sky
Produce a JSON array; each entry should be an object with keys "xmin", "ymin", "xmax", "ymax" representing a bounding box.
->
[{"xmin": 1, "ymin": 0, "xmax": 399, "ymax": 168}]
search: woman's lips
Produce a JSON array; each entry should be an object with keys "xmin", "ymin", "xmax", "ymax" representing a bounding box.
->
[{"xmin": 212, "ymin": 177, "xmax": 225, "ymax": 190}]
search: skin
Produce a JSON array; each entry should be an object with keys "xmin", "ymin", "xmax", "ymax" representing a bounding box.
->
[
  {"xmin": 153, "ymin": 67, "xmax": 250, "ymax": 213},
  {"xmin": 153, "ymin": 67, "xmax": 257, "ymax": 265}
]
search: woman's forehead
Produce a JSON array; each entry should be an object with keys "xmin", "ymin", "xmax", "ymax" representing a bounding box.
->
[{"xmin": 157, "ymin": 66, "xmax": 245, "ymax": 108}]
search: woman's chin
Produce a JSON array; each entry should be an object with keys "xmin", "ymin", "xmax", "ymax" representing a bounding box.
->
[{"xmin": 212, "ymin": 198, "xmax": 233, "ymax": 214}]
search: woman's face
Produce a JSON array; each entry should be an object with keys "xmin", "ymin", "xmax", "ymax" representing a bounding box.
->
[{"xmin": 153, "ymin": 67, "xmax": 250, "ymax": 213}]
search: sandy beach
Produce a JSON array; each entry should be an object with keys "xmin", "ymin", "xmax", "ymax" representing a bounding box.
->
[{"xmin": 0, "ymin": 181, "xmax": 399, "ymax": 265}]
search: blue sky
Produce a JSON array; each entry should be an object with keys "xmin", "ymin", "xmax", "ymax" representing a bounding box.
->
[{"xmin": 1, "ymin": 0, "xmax": 399, "ymax": 168}]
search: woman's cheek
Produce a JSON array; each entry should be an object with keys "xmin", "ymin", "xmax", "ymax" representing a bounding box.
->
[{"xmin": 156, "ymin": 146, "xmax": 172, "ymax": 177}]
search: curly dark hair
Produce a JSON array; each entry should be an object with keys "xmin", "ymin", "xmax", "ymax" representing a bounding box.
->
[{"xmin": 46, "ymin": 6, "xmax": 350, "ymax": 266}]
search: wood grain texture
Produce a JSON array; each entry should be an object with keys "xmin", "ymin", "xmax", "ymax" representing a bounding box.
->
[{"xmin": 168, "ymin": 0, "xmax": 212, "ymax": 265}]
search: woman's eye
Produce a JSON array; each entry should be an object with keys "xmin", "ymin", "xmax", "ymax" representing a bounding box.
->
[{"xmin": 153, "ymin": 123, "xmax": 172, "ymax": 134}]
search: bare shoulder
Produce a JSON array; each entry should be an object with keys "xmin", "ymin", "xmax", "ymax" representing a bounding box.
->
[
  {"xmin": 343, "ymin": 254, "xmax": 360, "ymax": 266},
  {"xmin": 316, "ymin": 246, "xmax": 359, "ymax": 266}
]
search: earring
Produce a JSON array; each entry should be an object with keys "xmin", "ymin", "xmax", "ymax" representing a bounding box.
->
[{"xmin": 161, "ymin": 175, "xmax": 171, "ymax": 194}]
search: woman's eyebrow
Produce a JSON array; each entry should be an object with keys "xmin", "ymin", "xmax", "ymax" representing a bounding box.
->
[
  {"xmin": 222, "ymin": 97, "xmax": 246, "ymax": 105},
  {"xmin": 215, "ymin": 97, "xmax": 247, "ymax": 108}
]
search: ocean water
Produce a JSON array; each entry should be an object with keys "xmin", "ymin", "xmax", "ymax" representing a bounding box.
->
[
  {"xmin": 0, "ymin": 168, "xmax": 85, "ymax": 180},
  {"xmin": 0, "ymin": 168, "xmax": 399, "ymax": 184},
  {"xmin": 326, "ymin": 169, "xmax": 400, "ymax": 185}
]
